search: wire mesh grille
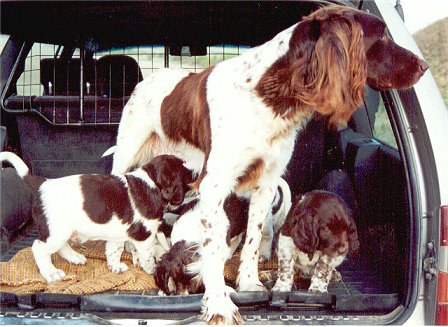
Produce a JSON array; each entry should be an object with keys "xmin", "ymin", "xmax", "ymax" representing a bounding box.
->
[{"xmin": 6, "ymin": 43, "xmax": 249, "ymax": 125}]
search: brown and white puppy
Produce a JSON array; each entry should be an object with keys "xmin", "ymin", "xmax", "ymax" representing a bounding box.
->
[
  {"xmin": 0, "ymin": 151, "xmax": 190, "ymax": 283},
  {"xmin": 154, "ymin": 178, "xmax": 291, "ymax": 296},
  {"xmin": 273, "ymin": 190, "xmax": 359, "ymax": 293}
]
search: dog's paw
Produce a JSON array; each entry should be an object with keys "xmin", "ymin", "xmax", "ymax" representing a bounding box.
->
[
  {"xmin": 139, "ymin": 257, "xmax": 156, "ymax": 275},
  {"xmin": 108, "ymin": 262, "xmax": 129, "ymax": 274},
  {"xmin": 157, "ymin": 289, "xmax": 167, "ymax": 296},
  {"xmin": 202, "ymin": 291, "xmax": 243, "ymax": 325},
  {"xmin": 43, "ymin": 269, "xmax": 66, "ymax": 283},
  {"xmin": 258, "ymin": 253, "xmax": 271, "ymax": 263},
  {"xmin": 237, "ymin": 274, "xmax": 267, "ymax": 292},
  {"xmin": 132, "ymin": 257, "xmax": 139, "ymax": 268},
  {"xmin": 272, "ymin": 279, "xmax": 293, "ymax": 292},
  {"xmin": 331, "ymin": 269, "xmax": 343, "ymax": 283},
  {"xmin": 66, "ymin": 252, "xmax": 87, "ymax": 265},
  {"xmin": 258, "ymin": 243, "xmax": 272, "ymax": 263},
  {"xmin": 307, "ymin": 283, "xmax": 328, "ymax": 294}
]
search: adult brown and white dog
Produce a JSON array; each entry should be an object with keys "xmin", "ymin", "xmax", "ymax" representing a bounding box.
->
[
  {"xmin": 272, "ymin": 190, "xmax": 359, "ymax": 293},
  {"xmin": 154, "ymin": 178, "xmax": 291, "ymax": 296},
  {"xmin": 108, "ymin": 5, "xmax": 428, "ymax": 324},
  {"xmin": 0, "ymin": 151, "xmax": 191, "ymax": 283}
]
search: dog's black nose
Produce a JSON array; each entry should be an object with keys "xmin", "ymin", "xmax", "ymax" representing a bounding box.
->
[{"xmin": 418, "ymin": 59, "xmax": 429, "ymax": 74}]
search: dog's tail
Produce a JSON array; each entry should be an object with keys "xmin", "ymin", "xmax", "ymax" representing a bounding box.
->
[
  {"xmin": 101, "ymin": 145, "xmax": 116, "ymax": 157},
  {"xmin": 0, "ymin": 151, "xmax": 30, "ymax": 178},
  {"xmin": 272, "ymin": 178, "xmax": 292, "ymax": 234},
  {"xmin": 0, "ymin": 151, "xmax": 46, "ymax": 192}
]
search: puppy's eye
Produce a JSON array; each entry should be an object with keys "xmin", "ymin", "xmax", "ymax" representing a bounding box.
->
[{"xmin": 320, "ymin": 226, "xmax": 331, "ymax": 237}]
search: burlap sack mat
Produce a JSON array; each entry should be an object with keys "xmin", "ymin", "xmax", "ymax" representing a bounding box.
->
[{"xmin": 0, "ymin": 241, "xmax": 278, "ymax": 295}]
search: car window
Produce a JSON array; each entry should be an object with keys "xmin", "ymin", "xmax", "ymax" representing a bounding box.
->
[
  {"xmin": 0, "ymin": 34, "xmax": 9, "ymax": 53},
  {"xmin": 94, "ymin": 45, "xmax": 249, "ymax": 78},
  {"xmin": 363, "ymin": 86, "xmax": 398, "ymax": 149},
  {"xmin": 373, "ymin": 99, "xmax": 398, "ymax": 149},
  {"xmin": 15, "ymin": 44, "xmax": 250, "ymax": 97},
  {"xmin": 16, "ymin": 42, "xmax": 62, "ymax": 96}
]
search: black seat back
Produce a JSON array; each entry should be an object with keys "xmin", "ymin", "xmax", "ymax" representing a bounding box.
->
[
  {"xmin": 40, "ymin": 58, "xmax": 96, "ymax": 96},
  {"xmin": 96, "ymin": 55, "xmax": 143, "ymax": 97}
]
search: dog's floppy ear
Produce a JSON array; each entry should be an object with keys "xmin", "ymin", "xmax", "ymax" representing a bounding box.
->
[
  {"xmin": 347, "ymin": 215, "xmax": 360, "ymax": 256},
  {"xmin": 293, "ymin": 9, "xmax": 367, "ymax": 126},
  {"xmin": 142, "ymin": 160, "xmax": 159, "ymax": 186},
  {"xmin": 291, "ymin": 209, "xmax": 320, "ymax": 261},
  {"xmin": 154, "ymin": 260, "xmax": 172, "ymax": 295}
]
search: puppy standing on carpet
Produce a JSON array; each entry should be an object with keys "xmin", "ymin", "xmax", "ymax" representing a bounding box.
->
[
  {"xmin": 0, "ymin": 151, "xmax": 191, "ymax": 283},
  {"xmin": 273, "ymin": 190, "xmax": 359, "ymax": 293}
]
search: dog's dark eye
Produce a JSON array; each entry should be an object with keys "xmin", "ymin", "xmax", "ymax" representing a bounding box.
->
[{"xmin": 320, "ymin": 226, "xmax": 332, "ymax": 238}]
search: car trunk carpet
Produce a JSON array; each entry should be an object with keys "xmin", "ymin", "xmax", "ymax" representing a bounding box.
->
[{"xmin": 0, "ymin": 240, "xmax": 278, "ymax": 295}]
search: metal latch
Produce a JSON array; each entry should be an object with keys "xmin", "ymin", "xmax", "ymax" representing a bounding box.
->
[{"xmin": 423, "ymin": 241, "xmax": 437, "ymax": 281}]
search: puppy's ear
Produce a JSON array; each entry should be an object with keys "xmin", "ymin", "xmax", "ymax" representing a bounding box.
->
[
  {"xmin": 142, "ymin": 161, "xmax": 159, "ymax": 185},
  {"xmin": 291, "ymin": 211, "xmax": 319, "ymax": 261},
  {"xmin": 154, "ymin": 263, "xmax": 171, "ymax": 295},
  {"xmin": 347, "ymin": 216, "xmax": 360, "ymax": 256}
]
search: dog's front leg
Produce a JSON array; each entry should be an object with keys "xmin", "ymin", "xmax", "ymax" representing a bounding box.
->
[
  {"xmin": 197, "ymin": 178, "xmax": 243, "ymax": 325},
  {"xmin": 105, "ymin": 241, "xmax": 128, "ymax": 273},
  {"xmin": 308, "ymin": 255, "xmax": 333, "ymax": 293},
  {"xmin": 308, "ymin": 254, "xmax": 346, "ymax": 293},
  {"xmin": 131, "ymin": 236, "xmax": 157, "ymax": 275},
  {"xmin": 238, "ymin": 182, "xmax": 277, "ymax": 292},
  {"xmin": 272, "ymin": 234, "xmax": 296, "ymax": 292}
]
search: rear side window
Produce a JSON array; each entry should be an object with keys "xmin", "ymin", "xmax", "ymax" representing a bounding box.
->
[
  {"xmin": 373, "ymin": 100, "xmax": 398, "ymax": 149},
  {"xmin": 4, "ymin": 43, "xmax": 249, "ymax": 125},
  {"xmin": 16, "ymin": 43, "xmax": 64, "ymax": 97},
  {"xmin": 0, "ymin": 34, "xmax": 9, "ymax": 52},
  {"xmin": 363, "ymin": 86, "xmax": 398, "ymax": 149}
]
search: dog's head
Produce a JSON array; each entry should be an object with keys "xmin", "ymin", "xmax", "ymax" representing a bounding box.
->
[
  {"xmin": 289, "ymin": 190, "xmax": 360, "ymax": 260},
  {"xmin": 142, "ymin": 155, "xmax": 193, "ymax": 206},
  {"xmin": 259, "ymin": 5, "xmax": 428, "ymax": 125}
]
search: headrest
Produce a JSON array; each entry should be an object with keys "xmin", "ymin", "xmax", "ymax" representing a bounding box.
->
[{"xmin": 96, "ymin": 55, "xmax": 143, "ymax": 97}]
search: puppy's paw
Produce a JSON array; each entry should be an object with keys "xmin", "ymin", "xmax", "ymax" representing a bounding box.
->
[
  {"xmin": 331, "ymin": 269, "xmax": 343, "ymax": 283},
  {"xmin": 141, "ymin": 263, "xmax": 155, "ymax": 275},
  {"xmin": 308, "ymin": 283, "xmax": 328, "ymax": 294},
  {"xmin": 272, "ymin": 280, "xmax": 293, "ymax": 292},
  {"xmin": 43, "ymin": 269, "xmax": 66, "ymax": 283},
  {"xmin": 258, "ymin": 253, "xmax": 271, "ymax": 263},
  {"xmin": 258, "ymin": 244, "xmax": 272, "ymax": 263},
  {"xmin": 66, "ymin": 252, "xmax": 87, "ymax": 265},
  {"xmin": 108, "ymin": 262, "xmax": 129, "ymax": 274},
  {"xmin": 157, "ymin": 289, "xmax": 167, "ymax": 296}
]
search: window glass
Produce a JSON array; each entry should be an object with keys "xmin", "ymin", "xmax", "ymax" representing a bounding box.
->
[
  {"xmin": 0, "ymin": 34, "xmax": 9, "ymax": 53},
  {"xmin": 17, "ymin": 43, "xmax": 59, "ymax": 96},
  {"xmin": 372, "ymin": 98, "xmax": 398, "ymax": 149},
  {"xmin": 95, "ymin": 45, "xmax": 250, "ymax": 77},
  {"xmin": 362, "ymin": 86, "xmax": 398, "ymax": 149}
]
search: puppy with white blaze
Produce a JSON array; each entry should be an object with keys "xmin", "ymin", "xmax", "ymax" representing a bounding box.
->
[
  {"xmin": 109, "ymin": 5, "xmax": 427, "ymax": 324},
  {"xmin": 0, "ymin": 151, "xmax": 190, "ymax": 283}
]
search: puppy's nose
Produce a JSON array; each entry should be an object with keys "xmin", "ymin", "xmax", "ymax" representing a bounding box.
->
[{"xmin": 337, "ymin": 242, "xmax": 349, "ymax": 255}]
